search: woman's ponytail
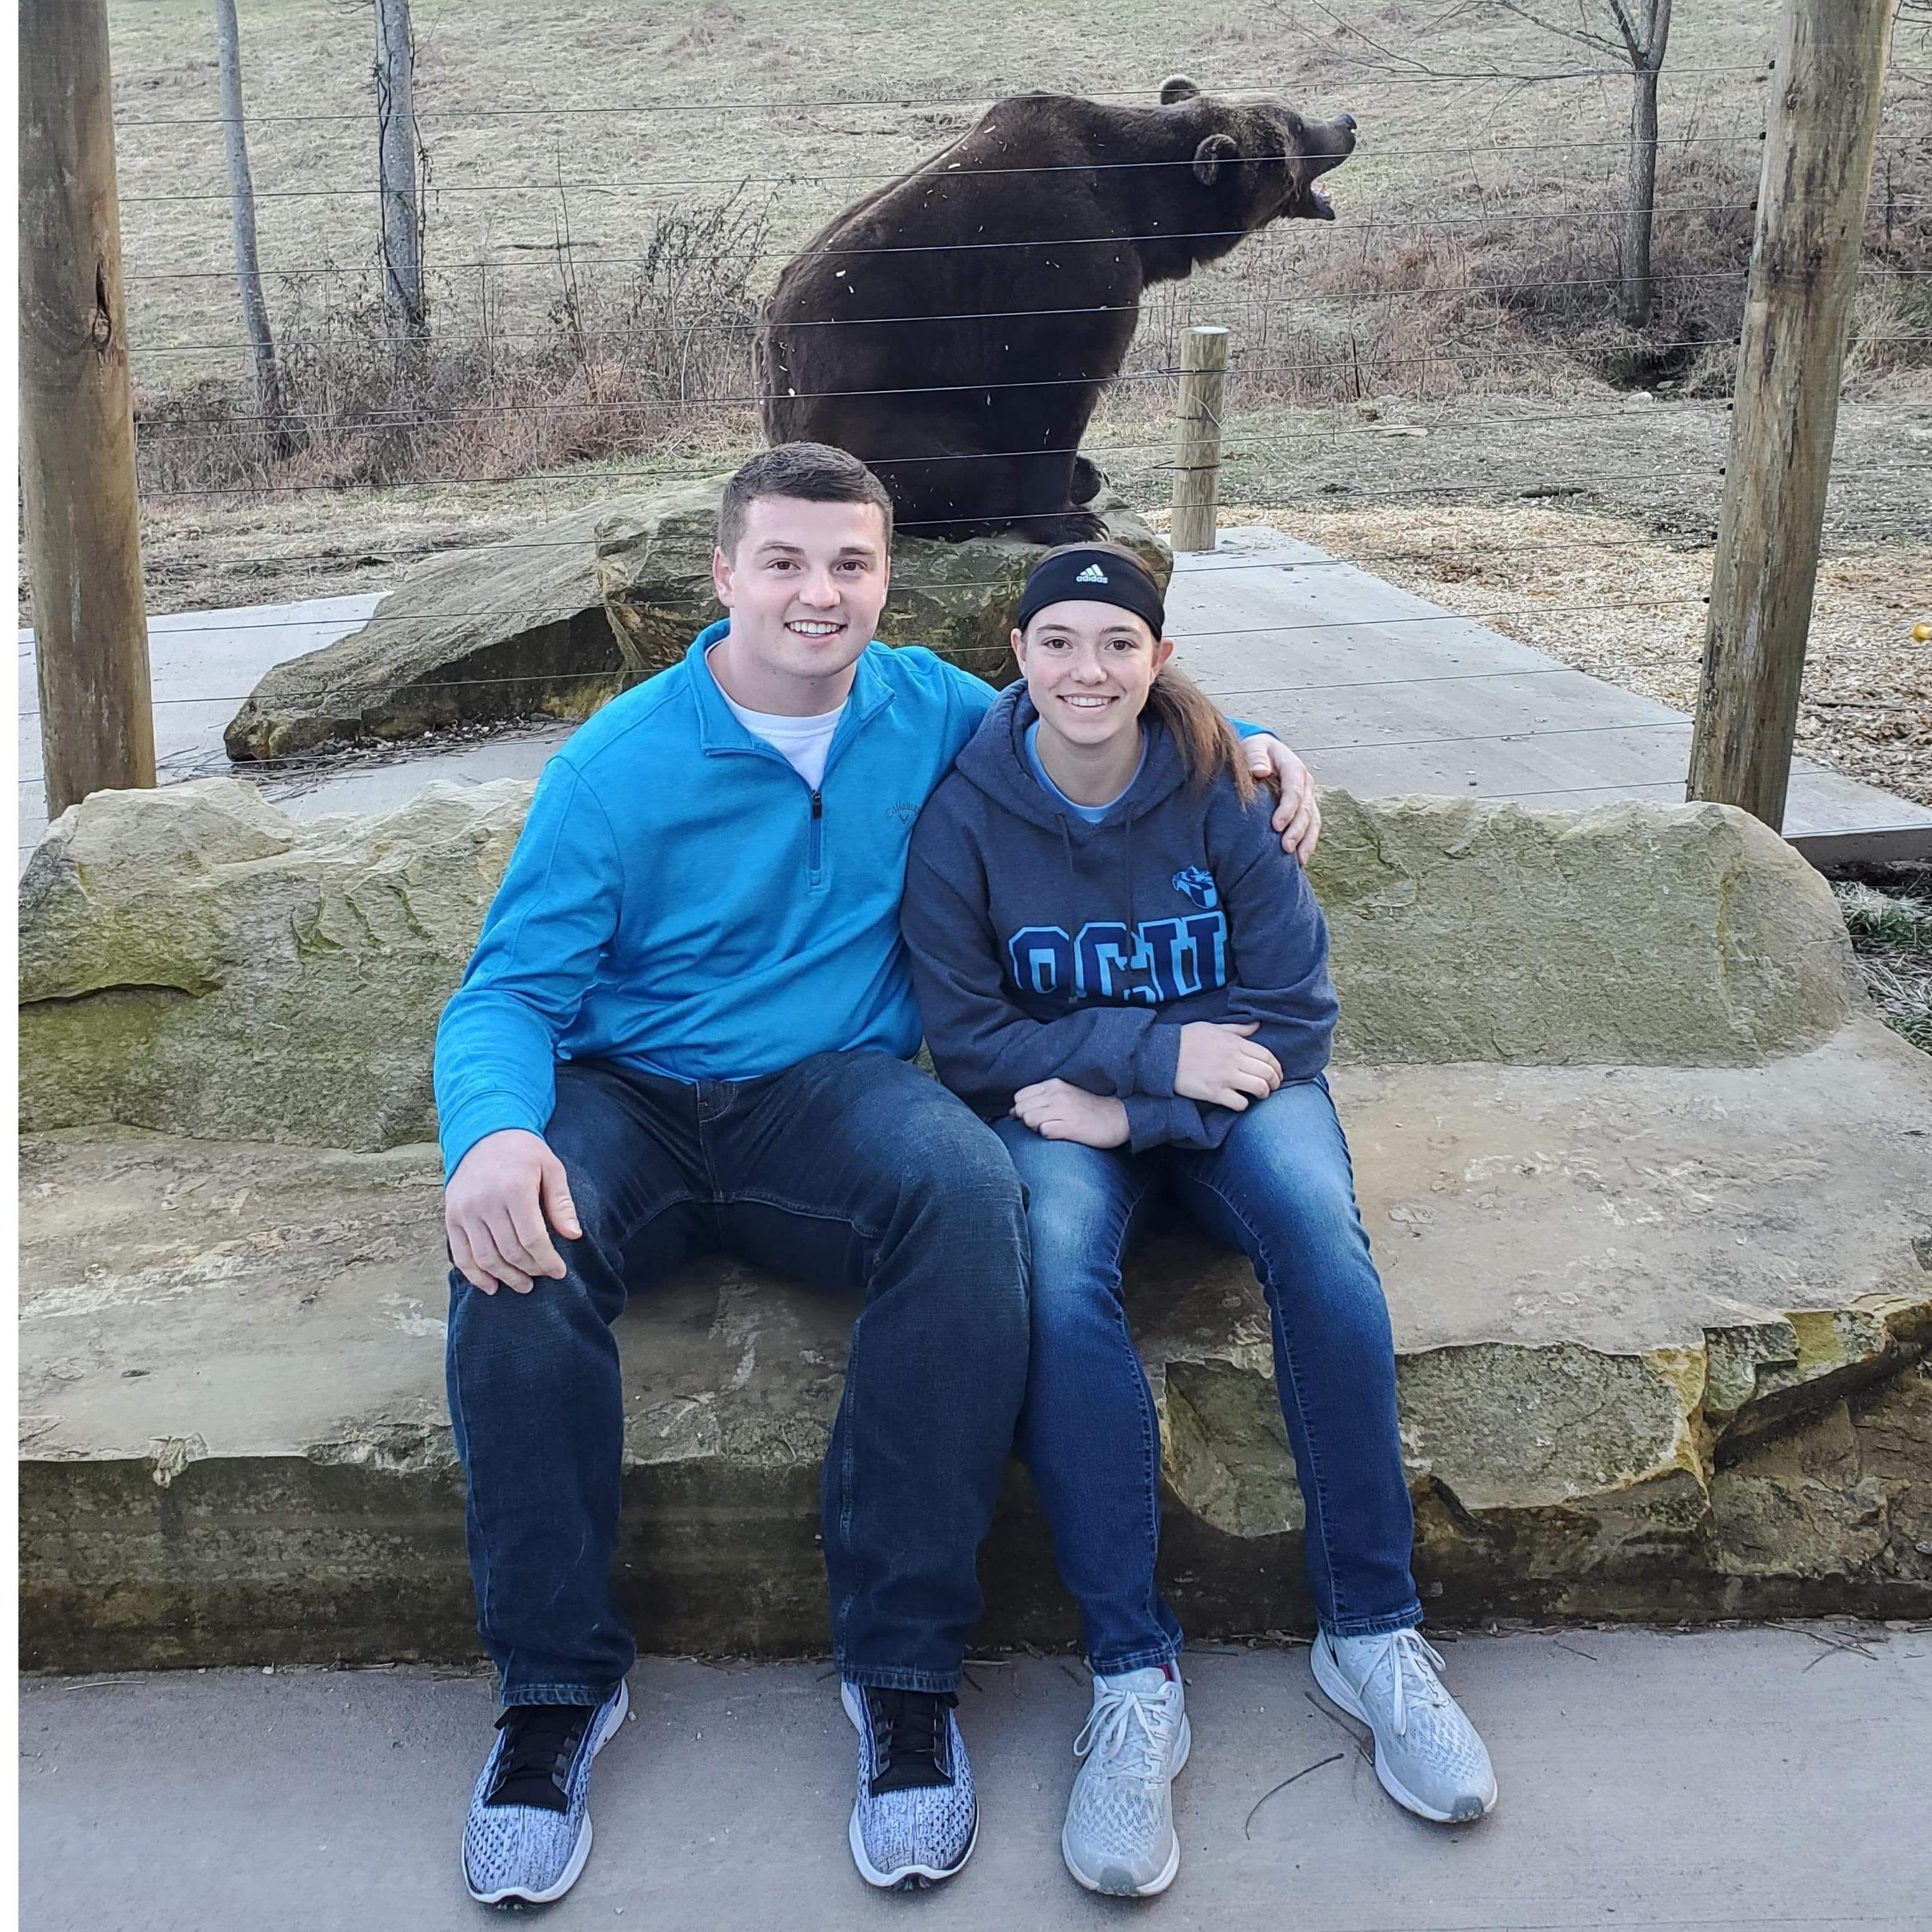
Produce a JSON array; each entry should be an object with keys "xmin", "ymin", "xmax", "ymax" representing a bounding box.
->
[{"xmin": 1145, "ymin": 665, "xmax": 1267, "ymax": 805}]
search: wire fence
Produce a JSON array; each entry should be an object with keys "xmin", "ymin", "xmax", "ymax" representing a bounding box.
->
[{"xmin": 17, "ymin": 22, "xmax": 1930, "ymax": 843}]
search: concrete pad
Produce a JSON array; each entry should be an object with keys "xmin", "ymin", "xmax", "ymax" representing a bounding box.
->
[
  {"xmin": 21, "ymin": 1632, "xmax": 1932, "ymax": 1932},
  {"xmin": 21, "ymin": 1024, "xmax": 1932, "ymax": 1671},
  {"xmin": 1171, "ymin": 530, "xmax": 1932, "ymax": 860}
]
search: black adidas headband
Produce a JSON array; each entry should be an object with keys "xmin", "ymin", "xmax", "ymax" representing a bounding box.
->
[{"xmin": 1014, "ymin": 547, "xmax": 1167, "ymax": 638}]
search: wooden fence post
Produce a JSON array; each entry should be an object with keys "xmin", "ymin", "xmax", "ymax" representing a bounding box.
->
[
  {"xmin": 19, "ymin": 0, "xmax": 156, "ymax": 821},
  {"xmin": 1171, "ymin": 325, "xmax": 1228, "ymax": 555},
  {"xmin": 1686, "ymin": 0, "xmax": 1900, "ymax": 828}
]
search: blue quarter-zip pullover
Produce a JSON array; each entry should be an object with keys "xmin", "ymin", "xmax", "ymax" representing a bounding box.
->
[{"xmin": 432, "ymin": 621, "xmax": 993, "ymax": 1177}]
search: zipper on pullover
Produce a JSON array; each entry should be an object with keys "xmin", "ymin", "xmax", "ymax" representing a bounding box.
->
[{"xmin": 809, "ymin": 789, "xmax": 825, "ymax": 883}]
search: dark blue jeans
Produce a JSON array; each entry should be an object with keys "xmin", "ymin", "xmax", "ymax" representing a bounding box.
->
[
  {"xmin": 445, "ymin": 1051, "xmax": 1029, "ymax": 1706},
  {"xmin": 996, "ymin": 1078, "xmax": 1420, "ymax": 1673}
]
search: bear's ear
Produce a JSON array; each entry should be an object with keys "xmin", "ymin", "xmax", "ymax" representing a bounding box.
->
[
  {"xmin": 1160, "ymin": 74, "xmax": 1200, "ymax": 105},
  {"xmin": 1191, "ymin": 132, "xmax": 1239, "ymax": 185}
]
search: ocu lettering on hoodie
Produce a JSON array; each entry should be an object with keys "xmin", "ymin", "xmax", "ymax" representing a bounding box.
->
[{"xmin": 903, "ymin": 685, "xmax": 1339, "ymax": 1155}]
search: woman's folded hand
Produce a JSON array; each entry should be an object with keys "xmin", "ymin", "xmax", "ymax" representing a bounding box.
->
[
  {"xmin": 1012, "ymin": 1078, "xmax": 1132, "ymax": 1149},
  {"xmin": 1174, "ymin": 1021, "xmax": 1283, "ymax": 1111}
]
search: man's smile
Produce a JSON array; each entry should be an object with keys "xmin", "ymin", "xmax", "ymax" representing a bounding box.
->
[{"xmin": 786, "ymin": 618, "xmax": 846, "ymax": 638}]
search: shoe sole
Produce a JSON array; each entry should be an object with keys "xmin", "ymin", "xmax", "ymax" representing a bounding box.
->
[
  {"xmin": 1061, "ymin": 1713, "xmax": 1191, "ymax": 1899},
  {"xmin": 465, "ymin": 1679, "xmax": 632, "ymax": 1907},
  {"xmin": 840, "ymin": 1683, "xmax": 980, "ymax": 1891},
  {"xmin": 1308, "ymin": 1641, "xmax": 1497, "ymax": 1825}
]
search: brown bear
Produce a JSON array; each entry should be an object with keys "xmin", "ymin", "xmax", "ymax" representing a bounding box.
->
[{"xmin": 757, "ymin": 77, "xmax": 1355, "ymax": 543}]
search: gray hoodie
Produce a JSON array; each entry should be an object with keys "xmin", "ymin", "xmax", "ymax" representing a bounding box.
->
[{"xmin": 903, "ymin": 684, "xmax": 1337, "ymax": 1153}]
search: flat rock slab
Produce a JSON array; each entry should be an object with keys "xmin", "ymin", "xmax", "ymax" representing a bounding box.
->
[{"xmin": 21, "ymin": 1022, "xmax": 1932, "ymax": 1671}]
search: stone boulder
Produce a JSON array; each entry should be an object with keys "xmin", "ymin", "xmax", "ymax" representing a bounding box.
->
[
  {"xmin": 222, "ymin": 478, "xmax": 1168, "ymax": 762},
  {"xmin": 18, "ymin": 1027, "xmax": 1932, "ymax": 1668},
  {"xmin": 19, "ymin": 779, "xmax": 1855, "ymax": 1151}
]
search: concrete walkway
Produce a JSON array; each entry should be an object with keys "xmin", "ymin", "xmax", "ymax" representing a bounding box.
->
[
  {"xmin": 20, "ymin": 1627, "xmax": 1931, "ymax": 1932},
  {"xmin": 20, "ymin": 532, "xmax": 1931, "ymax": 866}
]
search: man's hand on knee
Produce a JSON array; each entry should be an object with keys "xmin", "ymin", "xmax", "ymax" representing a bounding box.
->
[{"xmin": 446, "ymin": 1128, "xmax": 583, "ymax": 1295}]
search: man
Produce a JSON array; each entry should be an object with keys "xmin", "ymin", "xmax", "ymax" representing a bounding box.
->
[{"xmin": 437, "ymin": 442, "xmax": 1321, "ymax": 1905}]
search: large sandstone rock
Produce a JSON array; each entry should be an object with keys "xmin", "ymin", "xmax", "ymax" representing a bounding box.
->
[
  {"xmin": 222, "ymin": 479, "xmax": 1168, "ymax": 761},
  {"xmin": 18, "ymin": 1029, "xmax": 1932, "ymax": 1669},
  {"xmin": 18, "ymin": 781, "xmax": 1857, "ymax": 1151},
  {"xmin": 17, "ymin": 780, "xmax": 521, "ymax": 1151}
]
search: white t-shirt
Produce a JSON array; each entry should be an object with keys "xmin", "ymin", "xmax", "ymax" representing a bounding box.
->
[{"xmin": 718, "ymin": 688, "xmax": 846, "ymax": 791}]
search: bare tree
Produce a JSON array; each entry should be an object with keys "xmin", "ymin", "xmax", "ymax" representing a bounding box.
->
[
  {"xmin": 373, "ymin": 0, "xmax": 427, "ymax": 355},
  {"xmin": 1288, "ymin": 0, "xmax": 1676, "ymax": 327},
  {"xmin": 212, "ymin": 0, "xmax": 293, "ymax": 454},
  {"xmin": 1490, "ymin": 1, "xmax": 1674, "ymax": 326}
]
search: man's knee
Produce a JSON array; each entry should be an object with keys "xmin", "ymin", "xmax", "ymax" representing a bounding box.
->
[{"xmin": 894, "ymin": 1097, "xmax": 1026, "ymax": 1229}]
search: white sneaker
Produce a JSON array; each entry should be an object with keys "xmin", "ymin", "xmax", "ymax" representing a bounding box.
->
[
  {"xmin": 1060, "ymin": 1665, "xmax": 1191, "ymax": 1896},
  {"xmin": 841, "ymin": 1683, "xmax": 978, "ymax": 1891},
  {"xmin": 1311, "ymin": 1627, "xmax": 1498, "ymax": 1823}
]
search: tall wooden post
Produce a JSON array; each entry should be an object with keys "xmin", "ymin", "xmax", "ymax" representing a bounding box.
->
[
  {"xmin": 19, "ymin": 0, "xmax": 156, "ymax": 819},
  {"xmin": 1687, "ymin": 0, "xmax": 1899, "ymax": 828},
  {"xmin": 1171, "ymin": 325, "xmax": 1229, "ymax": 555}
]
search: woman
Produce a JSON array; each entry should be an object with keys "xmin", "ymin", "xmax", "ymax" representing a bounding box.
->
[{"xmin": 902, "ymin": 543, "xmax": 1497, "ymax": 1899}]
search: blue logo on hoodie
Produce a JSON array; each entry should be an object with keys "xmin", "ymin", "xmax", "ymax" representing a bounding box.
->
[{"xmin": 1173, "ymin": 866, "xmax": 1219, "ymax": 910}]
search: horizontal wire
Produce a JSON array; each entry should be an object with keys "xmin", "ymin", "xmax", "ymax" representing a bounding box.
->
[
  {"xmin": 18, "ymin": 595, "xmax": 1721, "ymax": 698},
  {"xmin": 140, "ymin": 447, "xmax": 1932, "ymax": 505},
  {"xmin": 116, "ymin": 141, "xmax": 1772, "ymax": 195},
  {"xmin": 124, "ymin": 263, "xmax": 1778, "ymax": 307},
  {"xmin": 103, "ymin": 65, "xmax": 1813, "ymax": 131},
  {"xmin": 128, "ymin": 332, "xmax": 1822, "ymax": 379},
  {"xmin": 37, "ymin": 538, "xmax": 1744, "ymax": 645},
  {"xmin": 18, "ymin": 661, "xmax": 1636, "ymax": 724},
  {"xmin": 124, "ymin": 321, "xmax": 1932, "ymax": 369},
  {"xmin": 10, "ymin": 710, "xmax": 1710, "ymax": 781},
  {"xmin": 130, "ymin": 451, "xmax": 1932, "ymax": 517},
  {"xmin": 126, "ymin": 402, "xmax": 1754, "ymax": 459},
  {"xmin": 113, "ymin": 183, "xmax": 1788, "ymax": 226}
]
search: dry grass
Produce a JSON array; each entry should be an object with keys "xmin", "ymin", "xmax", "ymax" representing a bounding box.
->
[{"xmin": 1834, "ymin": 873, "xmax": 1932, "ymax": 1052}]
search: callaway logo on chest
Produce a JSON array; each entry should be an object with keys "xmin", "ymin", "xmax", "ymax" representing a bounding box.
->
[{"xmin": 1005, "ymin": 866, "xmax": 1229, "ymax": 1008}]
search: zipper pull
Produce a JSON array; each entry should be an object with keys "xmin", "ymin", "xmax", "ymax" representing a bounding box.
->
[{"xmin": 811, "ymin": 791, "xmax": 823, "ymax": 821}]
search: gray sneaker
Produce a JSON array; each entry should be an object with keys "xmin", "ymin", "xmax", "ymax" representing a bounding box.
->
[
  {"xmin": 1311, "ymin": 1627, "xmax": 1497, "ymax": 1823},
  {"xmin": 1061, "ymin": 1665, "xmax": 1191, "ymax": 1897},
  {"xmin": 462, "ymin": 1680, "xmax": 630, "ymax": 1907},
  {"xmin": 842, "ymin": 1683, "xmax": 979, "ymax": 1890}
]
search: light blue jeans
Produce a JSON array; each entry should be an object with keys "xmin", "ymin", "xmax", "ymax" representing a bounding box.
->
[{"xmin": 997, "ymin": 1078, "xmax": 1420, "ymax": 1673}]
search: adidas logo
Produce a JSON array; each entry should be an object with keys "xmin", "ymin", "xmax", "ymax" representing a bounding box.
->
[{"xmin": 1075, "ymin": 563, "xmax": 1109, "ymax": 583}]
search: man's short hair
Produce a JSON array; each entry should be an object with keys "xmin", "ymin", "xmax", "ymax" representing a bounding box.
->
[{"xmin": 717, "ymin": 442, "xmax": 895, "ymax": 557}]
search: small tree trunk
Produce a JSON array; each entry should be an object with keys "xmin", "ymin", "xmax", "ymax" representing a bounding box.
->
[
  {"xmin": 373, "ymin": 0, "xmax": 426, "ymax": 359},
  {"xmin": 1621, "ymin": 57, "xmax": 1662, "ymax": 326},
  {"xmin": 212, "ymin": 0, "xmax": 292, "ymax": 456}
]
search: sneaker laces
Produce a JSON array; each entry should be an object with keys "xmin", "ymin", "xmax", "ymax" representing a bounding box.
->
[
  {"xmin": 1073, "ymin": 1678, "xmax": 1181, "ymax": 1783},
  {"xmin": 1372, "ymin": 1630, "xmax": 1450, "ymax": 1738},
  {"xmin": 863, "ymin": 1688, "xmax": 958, "ymax": 1796},
  {"xmin": 484, "ymin": 1703, "xmax": 593, "ymax": 1813}
]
